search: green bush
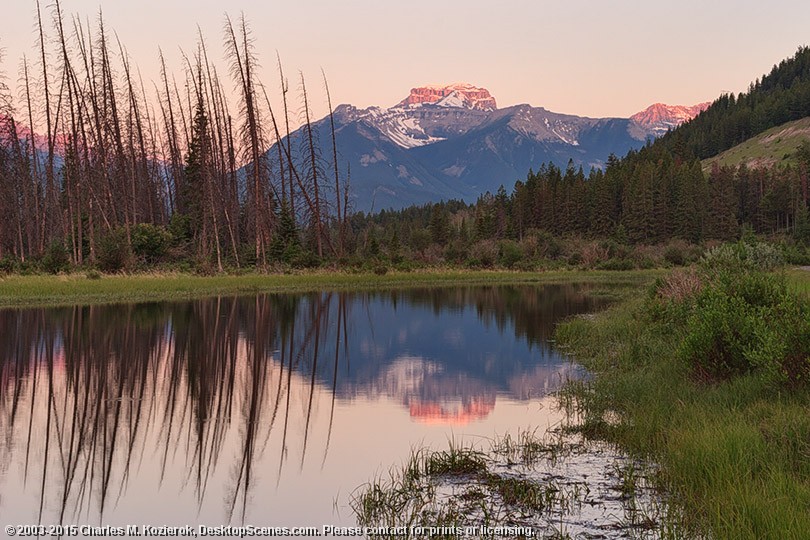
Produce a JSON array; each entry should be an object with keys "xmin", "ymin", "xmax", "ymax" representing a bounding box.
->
[
  {"xmin": 97, "ymin": 228, "xmax": 131, "ymax": 272},
  {"xmin": 678, "ymin": 271, "xmax": 810, "ymax": 385},
  {"xmin": 530, "ymin": 230, "xmax": 562, "ymax": 259},
  {"xmin": 168, "ymin": 214, "xmax": 193, "ymax": 247},
  {"xmin": 409, "ymin": 229, "xmax": 431, "ymax": 254},
  {"xmin": 0, "ymin": 256, "xmax": 17, "ymax": 274},
  {"xmin": 498, "ymin": 240, "xmax": 522, "ymax": 269},
  {"xmin": 663, "ymin": 243, "xmax": 687, "ymax": 266},
  {"xmin": 679, "ymin": 283, "xmax": 760, "ymax": 379},
  {"xmin": 131, "ymin": 223, "xmax": 171, "ymax": 264},
  {"xmin": 700, "ymin": 241, "xmax": 784, "ymax": 275},
  {"xmin": 780, "ymin": 243, "xmax": 810, "ymax": 265},
  {"xmin": 41, "ymin": 241, "xmax": 70, "ymax": 274},
  {"xmin": 285, "ymin": 245, "xmax": 320, "ymax": 268},
  {"xmin": 444, "ymin": 240, "xmax": 468, "ymax": 265},
  {"xmin": 596, "ymin": 258, "xmax": 634, "ymax": 271}
]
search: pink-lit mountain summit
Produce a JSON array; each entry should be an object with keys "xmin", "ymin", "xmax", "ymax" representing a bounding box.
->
[
  {"xmin": 398, "ymin": 83, "xmax": 498, "ymax": 111},
  {"xmin": 630, "ymin": 102, "xmax": 711, "ymax": 135}
]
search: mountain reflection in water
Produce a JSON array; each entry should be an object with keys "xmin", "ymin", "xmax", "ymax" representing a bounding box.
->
[{"xmin": 0, "ymin": 285, "xmax": 604, "ymax": 527}]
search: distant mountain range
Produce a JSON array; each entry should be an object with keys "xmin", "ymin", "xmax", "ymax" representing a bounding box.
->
[{"xmin": 274, "ymin": 84, "xmax": 709, "ymax": 211}]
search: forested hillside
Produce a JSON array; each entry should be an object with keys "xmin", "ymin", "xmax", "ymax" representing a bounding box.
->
[{"xmin": 657, "ymin": 46, "xmax": 810, "ymax": 160}]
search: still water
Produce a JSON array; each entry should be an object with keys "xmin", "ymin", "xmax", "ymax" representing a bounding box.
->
[{"xmin": 0, "ymin": 284, "xmax": 604, "ymax": 531}]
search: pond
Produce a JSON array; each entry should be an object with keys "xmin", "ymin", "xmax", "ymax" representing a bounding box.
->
[{"xmin": 0, "ymin": 284, "xmax": 612, "ymax": 533}]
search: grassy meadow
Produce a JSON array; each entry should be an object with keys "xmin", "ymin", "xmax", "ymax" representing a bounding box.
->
[
  {"xmin": 0, "ymin": 268, "xmax": 660, "ymax": 308},
  {"xmin": 556, "ymin": 248, "xmax": 810, "ymax": 539}
]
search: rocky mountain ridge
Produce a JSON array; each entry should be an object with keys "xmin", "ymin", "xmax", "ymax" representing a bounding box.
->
[
  {"xmin": 274, "ymin": 84, "xmax": 710, "ymax": 211},
  {"xmin": 397, "ymin": 83, "xmax": 498, "ymax": 110}
]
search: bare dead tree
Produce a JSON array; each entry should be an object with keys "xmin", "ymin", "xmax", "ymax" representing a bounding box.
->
[
  {"xmin": 321, "ymin": 70, "xmax": 344, "ymax": 256},
  {"xmin": 224, "ymin": 14, "xmax": 270, "ymax": 266}
]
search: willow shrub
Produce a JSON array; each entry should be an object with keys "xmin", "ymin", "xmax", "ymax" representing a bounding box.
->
[{"xmin": 678, "ymin": 270, "xmax": 810, "ymax": 386}]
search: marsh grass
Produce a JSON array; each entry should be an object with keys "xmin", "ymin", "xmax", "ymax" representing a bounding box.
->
[
  {"xmin": 556, "ymin": 270, "xmax": 810, "ymax": 539},
  {"xmin": 351, "ymin": 430, "xmax": 669, "ymax": 539},
  {"xmin": 0, "ymin": 269, "xmax": 660, "ymax": 308}
]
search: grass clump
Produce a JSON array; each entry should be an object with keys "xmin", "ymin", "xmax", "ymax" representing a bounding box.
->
[{"xmin": 424, "ymin": 443, "xmax": 487, "ymax": 476}]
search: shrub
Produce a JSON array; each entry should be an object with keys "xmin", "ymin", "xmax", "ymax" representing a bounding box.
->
[
  {"xmin": 655, "ymin": 269, "xmax": 703, "ymax": 303},
  {"xmin": 284, "ymin": 245, "xmax": 320, "ymax": 268},
  {"xmin": 467, "ymin": 240, "xmax": 498, "ymax": 268},
  {"xmin": 97, "ymin": 228, "xmax": 131, "ymax": 272},
  {"xmin": 596, "ymin": 258, "xmax": 634, "ymax": 271},
  {"xmin": 131, "ymin": 223, "xmax": 171, "ymax": 264},
  {"xmin": 168, "ymin": 213, "xmax": 193, "ymax": 247},
  {"xmin": 663, "ymin": 240, "xmax": 688, "ymax": 266},
  {"xmin": 678, "ymin": 271, "xmax": 809, "ymax": 385},
  {"xmin": 409, "ymin": 229, "xmax": 431, "ymax": 253},
  {"xmin": 41, "ymin": 241, "xmax": 70, "ymax": 274},
  {"xmin": 700, "ymin": 241, "xmax": 784, "ymax": 276},
  {"xmin": 527, "ymin": 230, "xmax": 562, "ymax": 259},
  {"xmin": 86, "ymin": 269, "xmax": 102, "ymax": 280},
  {"xmin": 420, "ymin": 243, "xmax": 445, "ymax": 265},
  {"xmin": 498, "ymin": 240, "xmax": 522, "ymax": 269},
  {"xmin": 780, "ymin": 243, "xmax": 810, "ymax": 265},
  {"xmin": 0, "ymin": 256, "xmax": 17, "ymax": 274},
  {"xmin": 444, "ymin": 240, "xmax": 468, "ymax": 265},
  {"xmin": 679, "ymin": 284, "xmax": 759, "ymax": 379},
  {"xmin": 581, "ymin": 242, "xmax": 609, "ymax": 268}
]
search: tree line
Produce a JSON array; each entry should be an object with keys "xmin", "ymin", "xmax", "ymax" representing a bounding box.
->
[
  {"xmin": 349, "ymin": 148, "xmax": 809, "ymax": 270},
  {"xmin": 2, "ymin": 5, "xmax": 810, "ymax": 274}
]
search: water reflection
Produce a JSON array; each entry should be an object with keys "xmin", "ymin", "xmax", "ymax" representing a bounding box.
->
[{"xmin": 0, "ymin": 285, "xmax": 603, "ymax": 527}]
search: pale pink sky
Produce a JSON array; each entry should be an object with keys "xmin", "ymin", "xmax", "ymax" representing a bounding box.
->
[{"xmin": 2, "ymin": 0, "xmax": 809, "ymax": 122}]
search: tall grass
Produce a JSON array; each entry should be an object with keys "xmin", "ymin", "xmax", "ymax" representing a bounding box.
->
[{"xmin": 556, "ymin": 250, "xmax": 810, "ymax": 539}]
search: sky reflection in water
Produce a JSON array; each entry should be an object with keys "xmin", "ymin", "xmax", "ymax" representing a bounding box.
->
[{"xmin": 0, "ymin": 284, "xmax": 605, "ymax": 528}]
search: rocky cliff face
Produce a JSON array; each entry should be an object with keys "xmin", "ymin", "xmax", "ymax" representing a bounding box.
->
[
  {"xmin": 398, "ymin": 83, "xmax": 497, "ymax": 111},
  {"xmin": 630, "ymin": 102, "xmax": 710, "ymax": 136}
]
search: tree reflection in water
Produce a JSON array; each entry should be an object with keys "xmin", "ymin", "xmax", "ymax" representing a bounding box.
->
[{"xmin": 0, "ymin": 284, "xmax": 605, "ymax": 526}]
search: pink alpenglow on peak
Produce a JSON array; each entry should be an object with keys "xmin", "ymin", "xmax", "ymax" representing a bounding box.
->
[
  {"xmin": 398, "ymin": 83, "xmax": 497, "ymax": 111},
  {"xmin": 630, "ymin": 102, "xmax": 711, "ymax": 128}
]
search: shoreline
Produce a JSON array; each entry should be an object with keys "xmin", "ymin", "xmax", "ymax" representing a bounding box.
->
[
  {"xmin": 0, "ymin": 268, "xmax": 661, "ymax": 308},
  {"xmin": 554, "ymin": 268, "xmax": 810, "ymax": 537}
]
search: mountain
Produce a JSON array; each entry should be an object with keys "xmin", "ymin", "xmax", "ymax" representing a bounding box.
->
[
  {"xmin": 629, "ymin": 102, "xmax": 710, "ymax": 138},
  {"xmin": 270, "ymin": 84, "xmax": 708, "ymax": 211}
]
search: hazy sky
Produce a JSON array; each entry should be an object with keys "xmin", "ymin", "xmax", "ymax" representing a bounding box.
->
[{"xmin": 2, "ymin": 0, "xmax": 810, "ymax": 121}]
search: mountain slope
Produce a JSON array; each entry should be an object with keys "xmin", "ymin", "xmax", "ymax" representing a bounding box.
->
[
  {"xmin": 701, "ymin": 116, "xmax": 810, "ymax": 171},
  {"xmin": 268, "ymin": 84, "xmax": 708, "ymax": 211},
  {"xmin": 657, "ymin": 46, "xmax": 810, "ymax": 160}
]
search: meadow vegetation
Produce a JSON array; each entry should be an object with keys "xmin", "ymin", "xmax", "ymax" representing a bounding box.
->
[
  {"xmin": 556, "ymin": 240, "xmax": 810, "ymax": 538},
  {"xmin": 0, "ymin": 268, "xmax": 657, "ymax": 307}
]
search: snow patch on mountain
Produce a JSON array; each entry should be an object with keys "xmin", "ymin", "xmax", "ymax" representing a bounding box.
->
[{"xmin": 360, "ymin": 149, "xmax": 387, "ymax": 166}]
